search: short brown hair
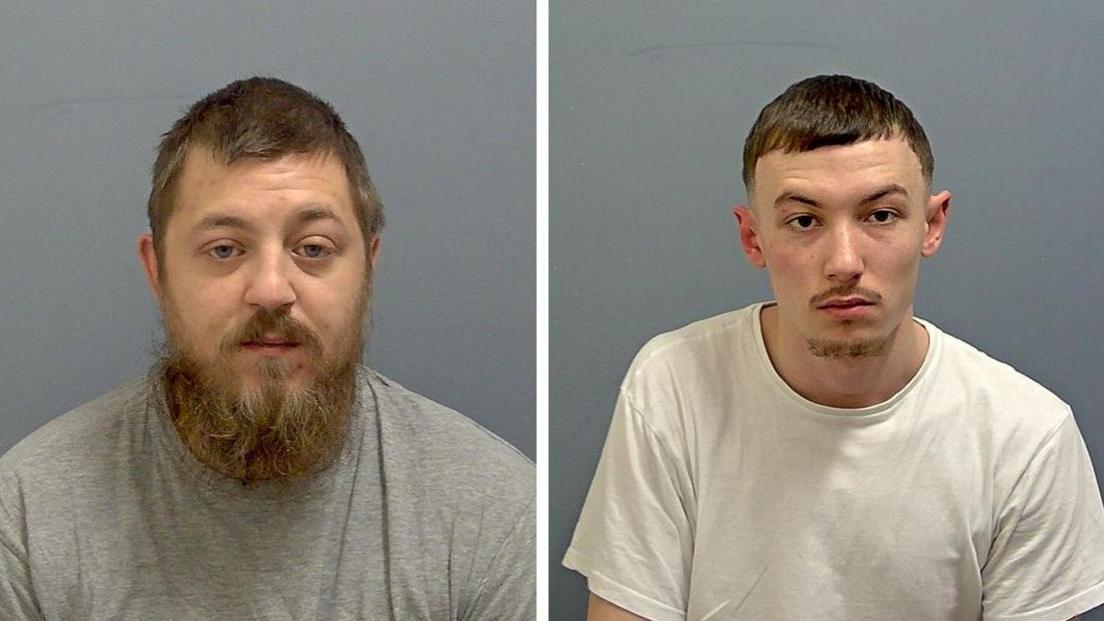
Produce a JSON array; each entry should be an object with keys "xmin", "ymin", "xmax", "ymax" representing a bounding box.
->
[
  {"xmin": 742, "ymin": 75, "xmax": 933, "ymax": 192},
  {"xmin": 147, "ymin": 77, "xmax": 384, "ymax": 260}
]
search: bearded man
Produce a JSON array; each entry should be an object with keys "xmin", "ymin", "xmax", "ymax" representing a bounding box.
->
[
  {"xmin": 0, "ymin": 77, "xmax": 534, "ymax": 619},
  {"xmin": 565, "ymin": 75, "xmax": 1104, "ymax": 621}
]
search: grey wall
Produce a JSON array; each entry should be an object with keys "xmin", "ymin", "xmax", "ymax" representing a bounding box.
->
[
  {"xmin": 551, "ymin": 1, "xmax": 1102, "ymax": 619},
  {"xmin": 0, "ymin": 2, "xmax": 534, "ymax": 459}
]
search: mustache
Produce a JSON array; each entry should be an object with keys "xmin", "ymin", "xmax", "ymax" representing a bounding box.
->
[
  {"xmin": 219, "ymin": 308, "xmax": 324, "ymax": 358},
  {"xmin": 809, "ymin": 285, "xmax": 882, "ymax": 308}
]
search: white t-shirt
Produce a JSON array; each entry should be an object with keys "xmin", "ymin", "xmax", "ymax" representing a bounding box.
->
[{"xmin": 564, "ymin": 303, "xmax": 1104, "ymax": 621}]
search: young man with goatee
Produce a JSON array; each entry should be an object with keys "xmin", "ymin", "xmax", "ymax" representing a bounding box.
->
[
  {"xmin": 0, "ymin": 77, "xmax": 534, "ymax": 620},
  {"xmin": 565, "ymin": 75, "xmax": 1104, "ymax": 621}
]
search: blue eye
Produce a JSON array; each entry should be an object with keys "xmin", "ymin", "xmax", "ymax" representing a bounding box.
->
[
  {"xmin": 208, "ymin": 244, "xmax": 240, "ymax": 260},
  {"xmin": 296, "ymin": 244, "xmax": 332, "ymax": 259}
]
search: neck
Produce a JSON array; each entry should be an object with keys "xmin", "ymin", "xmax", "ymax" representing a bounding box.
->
[{"xmin": 760, "ymin": 304, "xmax": 928, "ymax": 409}]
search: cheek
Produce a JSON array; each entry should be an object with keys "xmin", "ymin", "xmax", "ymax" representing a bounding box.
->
[
  {"xmin": 869, "ymin": 244, "xmax": 923, "ymax": 307},
  {"xmin": 166, "ymin": 284, "xmax": 240, "ymax": 349},
  {"xmin": 880, "ymin": 239, "xmax": 923, "ymax": 277},
  {"xmin": 299, "ymin": 282, "xmax": 361, "ymax": 335},
  {"xmin": 763, "ymin": 246, "xmax": 813, "ymax": 294}
]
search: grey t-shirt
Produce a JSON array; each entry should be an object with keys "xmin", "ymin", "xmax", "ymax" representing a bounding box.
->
[{"xmin": 0, "ymin": 368, "xmax": 535, "ymax": 620}]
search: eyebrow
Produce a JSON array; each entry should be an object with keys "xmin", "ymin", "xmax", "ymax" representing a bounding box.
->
[
  {"xmin": 192, "ymin": 206, "xmax": 343, "ymax": 234},
  {"xmin": 294, "ymin": 207, "xmax": 341, "ymax": 226},
  {"xmin": 773, "ymin": 183, "xmax": 910, "ymax": 209}
]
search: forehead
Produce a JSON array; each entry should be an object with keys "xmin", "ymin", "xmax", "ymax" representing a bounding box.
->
[
  {"xmin": 752, "ymin": 138, "xmax": 925, "ymax": 203},
  {"xmin": 173, "ymin": 148, "xmax": 357, "ymax": 229}
]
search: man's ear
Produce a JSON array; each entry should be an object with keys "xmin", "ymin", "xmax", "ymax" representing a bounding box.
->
[
  {"xmin": 137, "ymin": 233, "xmax": 164, "ymax": 302},
  {"xmin": 921, "ymin": 191, "xmax": 952, "ymax": 258},
  {"xmin": 733, "ymin": 205, "xmax": 767, "ymax": 268}
]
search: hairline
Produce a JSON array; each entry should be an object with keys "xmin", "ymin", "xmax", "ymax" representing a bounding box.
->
[{"xmin": 745, "ymin": 133, "xmax": 933, "ymax": 207}]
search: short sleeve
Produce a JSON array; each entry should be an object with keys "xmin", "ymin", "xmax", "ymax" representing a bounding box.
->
[
  {"xmin": 981, "ymin": 413, "xmax": 1104, "ymax": 621},
  {"xmin": 563, "ymin": 389, "xmax": 695, "ymax": 621},
  {"xmin": 462, "ymin": 498, "xmax": 536, "ymax": 620}
]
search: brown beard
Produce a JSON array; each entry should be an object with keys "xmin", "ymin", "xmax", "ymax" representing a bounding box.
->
[
  {"xmin": 156, "ymin": 294, "xmax": 366, "ymax": 486},
  {"xmin": 805, "ymin": 335, "xmax": 889, "ymax": 359}
]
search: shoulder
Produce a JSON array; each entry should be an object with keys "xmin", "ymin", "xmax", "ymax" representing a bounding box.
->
[
  {"xmin": 627, "ymin": 306, "xmax": 757, "ymax": 388},
  {"xmin": 363, "ymin": 370, "xmax": 533, "ymax": 501},
  {"xmin": 633, "ymin": 306, "xmax": 755, "ymax": 367},
  {"xmin": 361, "ymin": 374, "xmax": 537, "ymax": 616},
  {"xmin": 360, "ymin": 369, "xmax": 534, "ymax": 582},
  {"xmin": 920, "ymin": 321, "xmax": 1079, "ymax": 486},
  {"xmin": 618, "ymin": 305, "xmax": 759, "ymax": 419},
  {"xmin": 925, "ymin": 321, "xmax": 1072, "ymax": 430},
  {"xmin": 0, "ymin": 378, "xmax": 150, "ymax": 484},
  {"xmin": 0, "ymin": 377, "xmax": 150, "ymax": 554}
]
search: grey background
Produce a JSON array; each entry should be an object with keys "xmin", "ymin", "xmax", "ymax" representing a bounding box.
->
[
  {"xmin": 551, "ymin": 1, "xmax": 1102, "ymax": 619},
  {"xmin": 0, "ymin": 2, "xmax": 534, "ymax": 460}
]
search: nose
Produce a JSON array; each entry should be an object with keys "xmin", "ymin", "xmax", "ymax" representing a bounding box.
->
[
  {"xmin": 243, "ymin": 248, "xmax": 297, "ymax": 311},
  {"xmin": 823, "ymin": 223, "xmax": 863, "ymax": 283}
]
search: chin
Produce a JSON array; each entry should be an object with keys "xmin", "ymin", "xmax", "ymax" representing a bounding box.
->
[
  {"xmin": 231, "ymin": 359, "xmax": 305, "ymax": 391},
  {"xmin": 255, "ymin": 365, "xmax": 315, "ymax": 387},
  {"xmin": 806, "ymin": 334, "xmax": 890, "ymax": 359}
]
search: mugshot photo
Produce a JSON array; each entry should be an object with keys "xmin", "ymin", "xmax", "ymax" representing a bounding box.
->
[
  {"xmin": 0, "ymin": 1, "xmax": 535, "ymax": 618},
  {"xmin": 550, "ymin": 1, "xmax": 1104, "ymax": 620}
]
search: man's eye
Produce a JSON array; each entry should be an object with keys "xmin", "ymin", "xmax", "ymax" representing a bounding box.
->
[
  {"xmin": 867, "ymin": 210, "xmax": 898, "ymax": 224},
  {"xmin": 295, "ymin": 244, "xmax": 332, "ymax": 259},
  {"xmin": 786, "ymin": 215, "xmax": 818, "ymax": 230},
  {"xmin": 208, "ymin": 244, "xmax": 241, "ymax": 260}
]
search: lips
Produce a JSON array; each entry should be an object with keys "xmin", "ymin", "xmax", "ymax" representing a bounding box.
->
[
  {"xmin": 816, "ymin": 297, "xmax": 877, "ymax": 320},
  {"xmin": 242, "ymin": 333, "xmax": 299, "ymax": 347},
  {"xmin": 818, "ymin": 297, "xmax": 874, "ymax": 309},
  {"xmin": 240, "ymin": 340, "xmax": 301, "ymax": 357},
  {"xmin": 227, "ymin": 311, "xmax": 319, "ymax": 357},
  {"xmin": 242, "ymin": 334, "xmax": 300, "ymax": 349}
]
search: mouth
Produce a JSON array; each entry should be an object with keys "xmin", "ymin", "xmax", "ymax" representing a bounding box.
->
[
  {"xmin": 817, "ymin": 297, "xmax": 875, "ymax": 310},
  {"xmin": 241, "ymin": 335, "xmax": 301, "ymax": 355},
  {"xmin": 816, "ymin": 297, "xmax": 877, "ymax": 320}
]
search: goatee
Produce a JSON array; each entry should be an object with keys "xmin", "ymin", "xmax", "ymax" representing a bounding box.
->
[
  {"xmin": 156, "ymin": 305, "xmax": 363, "ymax": 486},
  {"xmin": 805, "ymin": 335, "xmax": 889, "ymax": 359}
]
